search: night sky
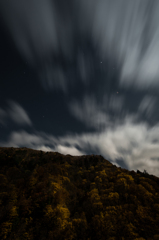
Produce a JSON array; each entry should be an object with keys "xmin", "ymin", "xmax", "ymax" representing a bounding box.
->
[{"xmin": 1, "ymin": 0, "xmax": 159, "ymax": 177}]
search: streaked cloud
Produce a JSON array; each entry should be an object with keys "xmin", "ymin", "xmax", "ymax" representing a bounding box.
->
[
  {"xmin": 138, "ymin": 95, "xmax": 156, "ymax": 117},
  {"xmin": 56, "ymin": 145, "xmax": 84, "ymax": 156},
  {"xmin": 69, "ymin": 96, "xmax": 110, "ymax": 130},
  {"xmin": 86, "ymin": 0, "xmax": 159, "ymax": 89},
  {"xmin": 2, "ymin": 0, "xmax": 159, "ymax": 91},
  {"xmin": 7, "ymin": 100, "xmax": 32, "ymax": 126},
  {"xmin": 69, "ymin": 94, "xmax": 125, "ymax": 130},
  {"xmin": 109, "ymin": 94, "xmax": 124, "ymax": 113},
  {"xmin": 1, "ymin": 114, "xmax": 159, "ymax": 176}
]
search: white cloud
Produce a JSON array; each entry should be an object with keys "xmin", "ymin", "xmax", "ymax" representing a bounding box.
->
[
  {"xmin": 69, "ymin": 96, "xmax": 110, "ymax": 130},
  {"xmin": 7, "ymin": 100, "xmax": 32, "ymax": 126},
  {"xmin": 2, "ymin": 0, "xmax": 159, "ymax": 91},
  {"xmin": 56, "ymin": 145, "xmax": 84, "ymax": 156},
  {"xmin": 69, "ymin": 94, "xmax": 125, "ymax": 130},
  {"xmin": 1, "ymin": 115, "xmax": 159, "ymax": 176},
  {"xmin": 79, "ymin": 0, "xmax": 159, "ymax": 90}
]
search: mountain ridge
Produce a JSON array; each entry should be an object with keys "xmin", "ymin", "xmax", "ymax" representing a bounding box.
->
[{"xmin": 0, "ymin": 147, "xmax": 159, "ymax": 240}]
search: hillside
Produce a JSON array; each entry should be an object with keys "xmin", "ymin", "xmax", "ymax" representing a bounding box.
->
[{"xmin": 0, "ymin": 147, "xmax": 159, "ymax": 240}]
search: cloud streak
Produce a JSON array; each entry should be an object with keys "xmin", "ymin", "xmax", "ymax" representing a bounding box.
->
[
  {"xmin": 138, "ymin": 95, "xmax": 156, "ymax": 117},
  {"xmin": 1, "ymin": 0, "xmax": 159, "ymax": 91},
  {"xmin": 0, "ymin": 100, "xmax": 32, "ymax": 126},
  {"xmin": 69, "ymin": 94, "xmax": 125, "ymax": 130},
  {"xmin": 7, "ymin": 100, "xmax": 32, "ymax": 126},
  {"xmin": 1, "ymin": 114, "xmax": 159, "ymax": 176}
]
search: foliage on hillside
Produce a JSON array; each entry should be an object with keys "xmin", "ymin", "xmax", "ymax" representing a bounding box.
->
[{"xmin": 0, "ymin": 147, "xmax": 159, "ymax": 240}]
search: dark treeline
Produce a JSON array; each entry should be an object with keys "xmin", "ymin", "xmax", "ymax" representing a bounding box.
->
[{"xmin": 0, "ymin": 147, "xmax": 159, "ymax": 240}]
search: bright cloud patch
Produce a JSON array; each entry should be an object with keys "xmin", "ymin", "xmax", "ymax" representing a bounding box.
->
[{"xmin": 1, "ymin": 116, "xmax": 159, "ymax": 176}]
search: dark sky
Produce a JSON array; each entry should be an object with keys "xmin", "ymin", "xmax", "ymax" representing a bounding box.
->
[{"xmin": 1, "ymin": 0, "xmax": 159, "ymax": 177}]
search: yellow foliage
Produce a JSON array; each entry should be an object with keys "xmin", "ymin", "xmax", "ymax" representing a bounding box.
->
[
  {"xmin": 125, "ymin": 174, "xmax": 134, "ymax": 181},
  {"xmin": 117, "ymin": 178, "xmax": 129, "ymax": 190},
  {"xmin": 137, "ymin": 184, "xmax": 153, "ymax": 201},
  {"xmin": 95, "ymin": 176, "xmax": 102, "ymax": 183},
  {"xmin": 23, "ymin": 232, "xmax": 32, "ymax": 240},
  {"xmin": 93, "ymin": 201, "xmax": 103, "ymax": 210},
  {"xmin": 0, "ymin": 222, "xmax": 12, "ymax": 239},
  {"xmin": 44, "ymin": 204, "xmax": 54, "ymax": 217},
  {"xmin": 65, "ymin": 162, "xmax": 71, "ymax": 168},
  {"xmin": 99, "ymin": 169, "xmax": 107, "ymax": 177},
  {"xmin": 77, "ymin": 170, "xmax": 83, "ymax": 175},
  {"xmin": 72, "ymin": 217, "xmax": 87, "ymax": 229},
  {"xmin": 140, "ymin": 181, "xmax": 155, "ymax": 193},
  {"xmin": 108, "ymin": 192, "xmax": 119, "ymax": 199},
  {"xmin": 117, "ymin": 178, "xmax": 127, "ymax": 185},
  {"xmin": 136, "ymin": 205, "xmax": 151, "ymax": 221},
  {"xmin": 117, "ymin": 173, "xmax": 134, "ymax": 181},
  {"xmin": 89, "ymin": 166, "xmax": 94, "ymax": 171},
  {"xmin": 50, "ymin": 181, "xmax": 62, "ymax": 194},
  {"xmin": 127, "ymin": 222, "xmax": 138, "ymax": 237},
  {"xmin": 57, "ymin": 217, "xmax": 69, "ymax": 230},
  {"xmin": 90, "ymin": 182, "xmax": 96, "ymax": 190},
  {"xmin": 29, "ymin": 176, "xmax": 37, "ymax": 188},
  {"xmin": 107, "ymin": 192, "xmax": 119, "ymax": 205},
  {"xmin": 56, "ymin": 204, "xmax": 70, "ymax": 219},
  {"xmin": 10, "ymin": 206, "xmax": 18, "ymax": 218},
  {"xmin": 82, "ymin": 179, "xmax": 87, "ymax": 184},
  {"xmin": 63, "ymin": 176, "xmax": 70, "ymax": 183},
  {"xmin": 117, "ymin": 172, "xmax": 125, "ymax": 178},
  {"xmin": 88, "ymin": 188, "xmax": 100, "ymax": 203}
]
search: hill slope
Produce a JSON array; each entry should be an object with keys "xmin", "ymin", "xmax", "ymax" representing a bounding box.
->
[{"xmin": 0, "ymin": 147, "xmax": 159, "ymax": 240}]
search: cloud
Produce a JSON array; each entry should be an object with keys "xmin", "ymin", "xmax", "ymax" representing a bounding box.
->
[
  {"xmin": 80, "ymin": 0, "xmax": 159, "ymax": 90},
  {"xmin": 1, "ymin": 114, "xmax": 159, "ymax": 176},
  {"xmin": 2, "ymin": 0, "xmax": 159, "ymax": 91},
  {"xmin": 7, "ymin": 100, "xmax": 32, "ymax": 126},
  {"xmin": 109, "ymin": 94, "xmax": 124, "ymax": 113},
  {"xmin": 69, "ymin": 95, "xmax": 110, "ymax": 130},
  {"xmin": 56, "ymin": 145, "xmax": 84, "ymax": 156},
  {"xmin": 69, "ymin": 94, "xmax": 125, "ymax": 130},
  {"xmin": 0, "ymin": 0, "xmax": 58, "ymax": 66},
  {"xmin": 0, "ymin": 0, "xmax": 76, "ymax": 92},
  {"xmin": 0, "ymin": 130, "xmax": 84, "ymax": 156},
  {"xmin": 138, "ymin": 95, "xmax": 156, "ymax": 117}
]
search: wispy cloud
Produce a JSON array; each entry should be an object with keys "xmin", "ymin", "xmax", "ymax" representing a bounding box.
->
[
  {"xmin": 56, "ymin": 145, "xmax": 84, "ymax": 156},
  {"xmin": 69, "ymin": 94, "xmax": 125, "ymax": 130},
  {"xmin": 7, "ymin": 100, "xmax": 32, "ymax": 126},
  {"xmin": 69, "ymin": 95, "xmax": 110, "ymax": 130},
  {"xmin": 0, "ymin": 0, "xmax": 76, "ymax": 92},
  {"xmin": 1, "ymin": 114, "xmax": 159, "ymax": 176},
  {"xmin": 2, "ymin": 1, "xmax": 159, "ymax": 91},
  {"xmin": 138, "ymin": 95, "xmax": 156, "ymax": 117},
  {"xmin": 85, "ymin": 0, "xmax": 159, "ymax": 90}
]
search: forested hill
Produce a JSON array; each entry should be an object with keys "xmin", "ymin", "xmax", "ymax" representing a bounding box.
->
[{"xmin": 0, "ymin": 147, "xmax": 159, "ymax": 240}]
